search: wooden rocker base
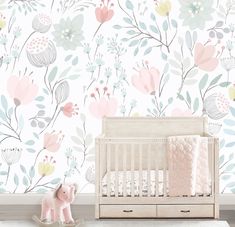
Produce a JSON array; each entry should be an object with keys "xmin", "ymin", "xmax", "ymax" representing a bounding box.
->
[{"xmin": 32, "ymin": 215, "xmax": 81, "ymax": 227}]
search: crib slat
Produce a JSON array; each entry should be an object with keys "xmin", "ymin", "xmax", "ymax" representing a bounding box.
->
[
  {"xmin": 123, "ymin": 145, "xmax": 127, "ymax": 197},
  {"xmin": 107, "ymin": 144, "xmax": 111, "ymax": 197},
  {"xmin": 147, "ymin": 144, "xmax": 151, "ymax": 197},
  {"xmin": 139, "ymin": 145, "xmax": 143, "ymax": 197},
  {"xmin": 114, "ymin": 145, "xmax": 118, "ymax": 197},
  {"xmin": 131, "ymin": 144, "xmax": 135, "ymax": 197},
  {"xmin": 155, "ymin": 145, "xmax": 159, "ymax": 197},
  {"xmin": 163, "ymin": 143, "xmax": 167, "ymax": 197}
]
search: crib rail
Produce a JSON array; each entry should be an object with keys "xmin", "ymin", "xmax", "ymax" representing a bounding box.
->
[{"xmin": 97, "ymin": 137, "xmax": 214, "ymax": 199}]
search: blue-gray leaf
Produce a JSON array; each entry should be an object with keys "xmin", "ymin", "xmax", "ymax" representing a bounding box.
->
[
  {"xmin": 224, "ymin": 129, "xmax": 235, "ymax": 135},
  {"xmin": 193, "ymin": 98, "xmax": 199, "ymax": 112},
  {"xmin": 199, "ymin": 74, "xmax": 209, "ymax": 90},
  {"xmin": 126, "ymin": 0, "xmax": 134, "ymax": 10},
  {"xmin": 14, "ymin": 174, "xmax": 19, "ymax": 186},
  {"xmin": 25, "ymin": 140, "xmax": 35, "ymax": 145},
  {"xmin": 72, "ymin": 56, "xmax": 78, "ymax": 65},
  {"xmin": 50, "ymin": 178, "xmax": 61, "ymax": 184},
  {"xmin": 134, "ymin": 47, "xmax": 139, "ymax": 56},
  {"xmin": 65, "ymin": 55, "xmax": 72, "ymax": 62},
  {"xmin": 139, "ymin": 22, "xmax": 146, "ymax": 30},
  {"xmin": 224, "ymin": 119, "xmax": 235, "ymax": 126},
  {"xmin": 113, "ymin": 25, "xmax": 122, "ymax": 29},
  {"xmin": 1, "ymin": 95, "xmax": 8, "ymax": 111},
  {"xmin": 123, "ymin": 17, "xmax": 132, "ymax": 24},
  {"xmin": 144, "ymin": 47, "xmax": 152, "ymax": 55},
  {"xmin": 140, "ymin": 39, "xmax": 148, "ymax": 47},
  {"xmin": 129, "ymin": 39, "xmax": 139, "ymax": 47},
  {"xmin": 185, "ymin": 31, "xmax": 192, "ymax": 49},
  {"xmin": 29, "ymin": 166, "xmax": 35, "ymax": 178},
  {"xmin": 35, "ymin": 96, "xmax": 44, "ymax": 101},
  {"xmin": 171, "ymin": 19, "xmax": 177, "ymax": 28},
  {"xmin": 162, "ymin": 20, "xmax": 168, "ymax": 31},
  {"xmin": 150, "ymin": 25, "xmax": 159, "ymax": 34},
  {"xmin": 230, "ymin": 106, "xmax": 235, "ymax": 117},
  {"xmin": 20, "ymin": 165, "xmax": 26, "ymax": 173},
  {"xmin": 226, "ymin": 142, "xmax": 235, "ymax": 147},
  {"xmin": 27, "ymin": 148, "xmax": 36, "ymax": 153},
  {"xmin": 23, "ymin": 176, "xmax": 29, "ymax": 186},
  {"xmin": 48, "ymin": 66, "xmax": 58, "ymax": 83}
]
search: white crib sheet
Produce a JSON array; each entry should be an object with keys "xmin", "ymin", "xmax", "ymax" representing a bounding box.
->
[{"xmin": 102, "ymin": 170, "xmax": 166, "ymax": 197}]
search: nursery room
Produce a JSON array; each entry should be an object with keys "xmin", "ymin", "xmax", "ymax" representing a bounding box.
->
[{"xmin": 0, "ymin": 0, "xmax": 235, "ymax": 226}]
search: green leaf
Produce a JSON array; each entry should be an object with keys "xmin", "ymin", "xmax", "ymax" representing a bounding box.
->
[
  {"xmin": 220, "ymin": 82, "xmax": 231, "ymax": 87},
  {"xmin": 123, "ymin": 17, "xmax": 132, "ymax": 24},
  {"xmin": 65, "ymin": 55, "xmax": 72, "ymax": 62},
  {"xmin": 185, "ymin": 31, "xmax": 192, "ymax": 49},
  {"xmin": 35, "ymin": 96, "xmax": 44, "ymax": 101},
  {"xmin": 50, "ymin": 178, "xmax": 61, "ymax": 184},
  {"xmin": 129, "ymin": 39, "xmax": 139, "ymax": 47},
  {"xmin": 150, "ymin": 13, "xmax": 156, "ymax": 21},
  {"xmin": 113, "ymin": 25, "xmax": 122, "ymax": 29},
  {"xmin": 14, "ymin": 174, "xmax": 19, "ymax": 185},
  {"xmin": 125, "ymin": 0, "xmax": 134, "ymax": 10},
  {"xmin": 59, "ymin": 67, "xmax": 71, "ymax": 79},
  {"xmin": 127, "ymin": 30, "xmax": 136, "ymax": 35},
  {"xmin": 72, "ymin": 56, "xmax": 78, "ymax": 65},
  {"xmin": 171, "ymin": 19, "xmax": 178, "ymax": 28},
  {"xmin": 85, "ymin": 134, "xmax": 93, "ymax": 146},
  {"xmin": 23, "ymin": 176, "xmax": 29, "ymax": 186},
  {"xmin": 219, "ymin": 155, "xmax": 224, "ymax": 166},
  {"xmin": 36, "ymin": 104, "xmax": 45, "ymax": 109},
  {"xmin": 193, "ymin": 98, "xmax": 199, "ymax": 112},
  {"xmin": 209, "ymin": 74, "xmax": 222, "ymax": 86},
  {"xmin": 1, "ymin": 95, "xmax": 8, "ymax": 111},
  {"xmin": 20, "ymin": 165, "xmax": 26, "ymax": 174},
  {"xmin": 0, "ymin": 109, "xmax": 6, "ymax": 121},
  {"xmin": 139, "ymin": 22, "xmax": 146, "ymax": 30},
  {"xmin": 18, "ymin": 115, "xmax": 24, "ymax": 131},
  {"xmin": 48, "ymin": 66, "xmax": 58, "ymax": 83},
  {"xmin": 25, "ymin": 140, "xmax": 35, "ymax": 145},
  {"xmin": 230, "ymin": 107, "xmax": 235, "ymax": 117},
  {"xmin": 186, "ymin": 91, "xmax": 191, "ymax": 105},
  {"xmin": 140, "ymin": 39, "xmax": 148, "ymax": 47},
  {"xmin": 199, "ymin": 74, "xmax": 209, "ymax": 90},
  {"xmin": 150, "ymin": 25, "xmax": 159, "ymax": 34},
  {"xmin": 226, "ymin": 182, "xmax": 235, "ymax": 188},
  {"xmin": 162, "ymin": 20, "xmax": 168, "ymax": 31},
  {"xmin": 36, "ymin": 188, "xmax": 47, "ymax": 193},
  {"xmin": 68, "ymin": 74, "xmax": 80, "ymax": 80},
  {"xmin": 29, "ymin": 166, "xmax": 35, "ymax": 178},
  {"xmin": 0, "ymin": 171, "xmax": 8, "ymax": 175},
  {"xmin": 178, "ymin": 94, "xmax": 184, "ymax": 100},
  {"xmin": 27, "ymin": 148, "xmax": 36, "ymax": 153},
  {"xmin": 225, "ymin": 164, "xmax": 235, "ymax": 171},
  {"xmin": 71, "ymin": 136, "xmax": 82, "ymax": 145},
  {"xmin": 144, "ymin": 47, "xmax": 152, "ymax": 55},
  {"xmin": 168, "ymin": 97, "xmax": 173, "ymax": 104},
  {"xmin": 134, "ymin": 47, "xmax": 139, "ymax": 56}
]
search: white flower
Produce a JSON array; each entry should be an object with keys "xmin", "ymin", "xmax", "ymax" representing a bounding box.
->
[{"xmin": 1, "ymin": 147, "xmax": 22, "ymax": 165}]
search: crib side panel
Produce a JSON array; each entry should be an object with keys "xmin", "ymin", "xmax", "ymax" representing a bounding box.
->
[{"xmin": 102, "ymin": 117, "xmax": 208, "ymax": 137}]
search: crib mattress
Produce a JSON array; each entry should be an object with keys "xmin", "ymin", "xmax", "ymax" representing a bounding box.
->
[{"xmin": 102, "ymin": 170, "xmax": 166, "ymax": 197}]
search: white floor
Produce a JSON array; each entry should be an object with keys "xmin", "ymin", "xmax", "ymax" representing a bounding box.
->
[{"xmin": 0, "ymin": 220, "xmax": 230, "ymax": 227}]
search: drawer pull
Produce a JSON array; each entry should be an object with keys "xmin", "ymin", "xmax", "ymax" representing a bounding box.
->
[
  {"xmin": 123, "ymin": 209, "xmax": 133, "ymax": 213},
  {"xmin": 180, "ymin": 210, "xmax": 190, "ymax": 213}
]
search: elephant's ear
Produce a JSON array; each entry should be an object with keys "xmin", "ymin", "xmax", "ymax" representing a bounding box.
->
[{"xmin": 54, "ymin": 184, "xmax": 62, "ymax": 198}]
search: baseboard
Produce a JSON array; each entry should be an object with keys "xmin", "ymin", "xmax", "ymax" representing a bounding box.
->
[{"xmin": 0, "ymin": 194, "xmax": 234, "ymax": 220}]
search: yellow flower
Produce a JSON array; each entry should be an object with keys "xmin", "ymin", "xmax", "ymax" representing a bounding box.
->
[
  {"xmin": 0, "ymin": 13, "xmax": 6, "ymax": 30},
  {"xmin": 38, "ymin": 156, "xmax": 55, "ymax": 176},
  {"xmin": 155, "ymin": 0, "xmax": 171, "ymax": 16},
  {"xmin": 229, "ymin": 85, "xmax": 235, "ymax": 101}
]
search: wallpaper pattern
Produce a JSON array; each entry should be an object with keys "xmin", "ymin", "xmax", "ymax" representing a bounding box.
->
[{"xmin": 0, "ymin": 0, "xmax": 235, "ymax": 193}]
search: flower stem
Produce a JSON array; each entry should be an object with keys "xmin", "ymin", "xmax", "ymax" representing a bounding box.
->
[
  {"xmin": 44, "ymin": 66, "xmax": 50, "ymax": 92},
  {"xmin": 18, "ymin": 31, "xmax": 36, "ymax": 60},
  {"xmin": 93, "ymin": 23, "xmax": 103, "ymax": 41},
  {"xmin": 5, "ymin": 165, "xmax": 11, "ymax": 185},
  {"xmin": 14, "ymin": 105, "xmax": 19, "ymax": 132},
  {"xmin": 33, "ymin": 148, "xmax": 45, "ymax": 168}
]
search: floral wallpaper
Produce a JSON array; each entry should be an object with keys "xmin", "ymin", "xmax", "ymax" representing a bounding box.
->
[{"xmin": 0, "ymin": 0, "xmax": 235, "ymax": 194}]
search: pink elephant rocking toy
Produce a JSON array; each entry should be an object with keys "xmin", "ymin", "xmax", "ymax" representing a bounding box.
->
[{"xmin": 32, "ymin": 183, "xmax": 80, "ymax": 227}]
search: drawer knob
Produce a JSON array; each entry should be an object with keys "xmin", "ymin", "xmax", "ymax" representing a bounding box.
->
[
  {"xmin": 123, "ymin": 209, "xmax": 133, "ymax": 213},
  {"xmin": 180, "ymin": 210, "xmax": 190, "ymax": 213}
]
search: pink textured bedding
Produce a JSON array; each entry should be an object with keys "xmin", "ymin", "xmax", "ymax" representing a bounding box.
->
[{"xmin": 167, "ymin": 135, "xmax": 210, "ymax": 196}]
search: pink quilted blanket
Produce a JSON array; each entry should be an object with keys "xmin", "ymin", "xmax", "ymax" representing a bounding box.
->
[{"xmin": 167, "ymin": 135, "xmax": 209, "ymax": 196}]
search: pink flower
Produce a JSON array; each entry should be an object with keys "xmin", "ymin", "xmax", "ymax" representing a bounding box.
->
[
  {"xmin": 43, "ymin": 131, "xmax": 64, "ymax": 152},
  {"xmin": 7, "ymin": 75, "xmax": 38, "ymax": 106},
  {"xmin": 89, "ymin": 87, "xmax": 118, "ymax": 119},
  {"xmin": 132, "ymin": 67, "xmax": 161, "ymax": 95},
  {"xmin": 171, "ymin": 108, "xmax": 192, "ymax": 117},
  {"xmin": 95, "ymin": 0, "xmax": 114, "ymax": 23},
  {"xmin": 61, "ymin": 102, "xmax": 79, "ymax": 118},
  {"xmin": 194, "ymin": 43, "xmax": 218, "ymax": 72}
]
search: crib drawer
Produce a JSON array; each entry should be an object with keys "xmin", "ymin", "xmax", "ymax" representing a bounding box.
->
[
  {"xmin": 157, "ymin": 205, "xmax": 214, "ymax": 218},
  {"xmin": 100, "ymin": 205, "xmax": 156, "ymax": 218}
]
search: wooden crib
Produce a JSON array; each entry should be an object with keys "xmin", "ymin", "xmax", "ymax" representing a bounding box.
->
[{"xmin": 95, "ymin": 117, "xmax": 219, "ymax": 219}]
